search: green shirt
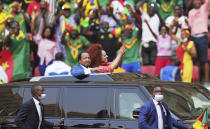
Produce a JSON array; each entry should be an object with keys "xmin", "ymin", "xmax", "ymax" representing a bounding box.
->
[
  {"xmin": 98, "ymin": 0, "xmax": 110, "ymax": 7},
  {"xmin": 158, "ymin": 0, "xmax": 183, "ymax": 20},
  {"xmin": 122, "ymin": 29, "xmax": 140, "ymax": 64},
  {"xmin": 9, "ymin": 31, "xmax": 30, "ymax": 81},
  {"xmin": 14, "ymin": 13, "xmax": 29, "ymax": 35},
  {"xmin": 64, "ymin": 35, "xmax": 90, "ymax": 66},
  {"xmin": 3, "ymin": 3, "xmax": 12, "ymax": 15}
]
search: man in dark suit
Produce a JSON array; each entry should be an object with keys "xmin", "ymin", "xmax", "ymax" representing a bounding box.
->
[
  {"xmin": 138, "ymin": 87, "xmax": 193, "ymax": 129},
  {"xmin": 15, "ymin": 85, "xmax": 64, "ymax": 129},
  {"xmin": 71, "ymin": 52, "xmax": 101, "ymax": 79}
]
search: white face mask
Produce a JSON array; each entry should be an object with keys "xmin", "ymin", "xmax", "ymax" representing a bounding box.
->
[
  {"xmin": 154, "ymin": 94, "xmax": 164, "ymax": 102},
  {"xmin": 181, "ymin": 38, "xmax": 188, "ymax": 43},
  {"xmin": 38, "ymin": 94, "xmax": 46, "ymax": 100}
]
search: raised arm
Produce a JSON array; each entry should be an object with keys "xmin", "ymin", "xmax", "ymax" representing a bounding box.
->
[
  {"xmin": 169, "ymin": 19, "xmax": 179, "ymax": 42},
  {"xmin": 55, "ymin": 10, "xmax": 64, "ymax": 24},
  {"xmin": 19, "ymin": 6, "xmax": 30, "ymax": 26},
  {"xmin": 31, "ymin": 11, "xmax": 38, "ymax": 35},
  {"xmin": 61, "ymin": 30, "xmax": 69, "ymax": 45},
  {"xmin": 110, "ymin": 46, "xmax": 126, "ymax": 70}
]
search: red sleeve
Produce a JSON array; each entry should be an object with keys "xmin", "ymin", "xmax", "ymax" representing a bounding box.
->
[{"xmin": 26, "ymin": 2, "xmax": 40, "ymax": 15}]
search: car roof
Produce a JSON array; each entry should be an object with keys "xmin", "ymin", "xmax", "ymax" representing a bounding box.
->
[
  {"xmin": 0, "ymin": 72, "xmax": 202, "ymax": 87},
  {"xmin": 0, "ymin": 73, "xmax": 209, "ymax": 99}
]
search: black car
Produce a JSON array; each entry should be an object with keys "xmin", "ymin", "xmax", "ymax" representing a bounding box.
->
[{"xmin": 0, "ymin": 73, "xmax": 209, "ymax": 129}]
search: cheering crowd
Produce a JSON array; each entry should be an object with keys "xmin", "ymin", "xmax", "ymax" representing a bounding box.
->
[{"xmin": 0, "ymin": 0, "xmax": 209, "ymax": 86}]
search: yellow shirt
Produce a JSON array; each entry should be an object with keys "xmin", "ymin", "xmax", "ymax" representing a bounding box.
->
[
  {"xmin": 81, "ymin": 0, "xmax": 98, "ymax": 16},
  {"xmin": 0, "ymin": 12, "xmax": 8, "ymax": 32},
  {"xmin": 182, "ymin": 41, "xmax": 194, "ymax": 83}
]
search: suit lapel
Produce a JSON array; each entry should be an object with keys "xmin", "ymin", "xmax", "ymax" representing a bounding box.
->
[
  {"xmin": 150, "ymin": 100, "xmax": 159, "ymax": 127},
  {"xmin": 31, "ymin": 98, "xmax": 40, "ymax": 120}
]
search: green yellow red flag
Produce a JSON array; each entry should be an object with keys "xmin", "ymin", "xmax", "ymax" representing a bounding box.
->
[{"xmin": 193, "ymin": 108, "xmax": 208, "ymax": 129}]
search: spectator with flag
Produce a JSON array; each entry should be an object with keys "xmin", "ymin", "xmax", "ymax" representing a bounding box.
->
[
  {"xmin": 2, "ymin": 21, "xmax": 31, "ymax": 82},
  {"xmin": 170, "ymin": 19, "xmax": 197, "ymax": 83}
]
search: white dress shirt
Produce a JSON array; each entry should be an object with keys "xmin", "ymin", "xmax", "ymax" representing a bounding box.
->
[
  {"xmin": 33, "ymin": 98, "xmax": 42, "ymax": 129},
  {"xmin": 153, "ymin": 99, "xmax": 166, "ymax": 129},
  {"xmin": 80, "ymin": 65, "xmax": 91, "ymax": 75}
]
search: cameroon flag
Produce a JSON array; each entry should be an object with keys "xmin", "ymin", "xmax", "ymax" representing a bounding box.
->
[
  {"xmin": 0, "ymin": 31, "xmax": 30, "ymax": 82},
  {"xmin": 193, "ymin": 108, "xmax": 208, "ymax": 129}
]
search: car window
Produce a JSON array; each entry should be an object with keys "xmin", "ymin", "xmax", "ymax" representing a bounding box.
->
[
  {"xmin": 23, "ymin": 87, "xmax": 61, "ymax": 117},
  {"xmin": 115, "ymin": 88, "xmax": 145, "ymax": 119},
  {"xmin": 0, "ymin": 87, "xmax": 23, "ymax": 116},
  {"xmin": 146, "ymin": 86, "xmax": 210, "ymax": 120},
  {"xmin": 62, "ymin": 87, "xmax": 109, "ymax": 118}
]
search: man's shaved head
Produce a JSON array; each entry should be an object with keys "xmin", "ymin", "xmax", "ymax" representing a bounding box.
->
[
  {"xmin": 31, "ymin": 85, "xmax": 45, "ymax": 101},
  {"xmin": 31, "ymin": 85, "xmax": 42, "ymax": 97}
]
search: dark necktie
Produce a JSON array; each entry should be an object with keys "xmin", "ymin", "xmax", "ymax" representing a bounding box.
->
[
  {"xmin": 158, "ymin": 102, "xmax": 167, "ymax": 128},
  {"xmin": 39, "ymin": 102, "xmax": 43, "ymax": 116}
]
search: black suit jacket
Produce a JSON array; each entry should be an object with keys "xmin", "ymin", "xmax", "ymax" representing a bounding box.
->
[{"xmin": 15, "ymin": 98, "xmax": 54, "ymax": 129}]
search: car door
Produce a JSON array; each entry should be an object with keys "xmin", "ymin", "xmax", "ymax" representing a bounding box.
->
[
  {"xmin": 23, "ymin": 86, "xmax": 63, "ymax": 125},
  {"xmin": 0, "ymin": 86, "xmax": 24, "ymax": 129},
  {"xmin": 61, "ymin": 86, "xmax": 111, "ymax": 129},
  {"xmin": 109, "ymin": 86, "xmax": 149, "ymax": 129}
]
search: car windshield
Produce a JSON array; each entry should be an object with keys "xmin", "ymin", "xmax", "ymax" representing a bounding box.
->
[{"xmin": 146, "ymin": 86, "xmax": 210, "ymax": 120}]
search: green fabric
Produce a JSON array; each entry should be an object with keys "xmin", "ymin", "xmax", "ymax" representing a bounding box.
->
[
  {"xmin": 64, "ymin": 35, "xmax": 90, "ymax": 66},
  {"xmin": 14, "ymin": 13, "xmax": 29, "ymax": 34},
  {"xmin": 122, "ymin": 29, "xmax": 140, "ymax": 64},
  {"xmin": 202, "ymin": 108, "xmax": 208, "ymax": 125},
  {"xmin": 124, "ymin": 7, "xmax": 130, "ymax": 16},
  {"xmin": 66, "ymin": 2, "xmax": 76, "ymax": 14},
  {"xmin": 158, "ymin": 0, "xmax": 183, "ymax": 20},
  {"xmin": 3, "ymin": 3, "xmax": 12, "ymax": 15},
  {"xmin": 81, "ymin": 17, "xmax": 90, "ymax": 27},
  {"xmin": 57, "ymin": 2, "xmax": 76, "ymax": 15},
  {"xmin": 98, "ymin": 0, "xmax": 110, "ymax": 7},
  {"xmin": 9, "ymin": 34, "xmax": 30, "ymax": 81},
  {"xmin": 125, "ymin": 0, "xmax": 135, "ymax": 6}
]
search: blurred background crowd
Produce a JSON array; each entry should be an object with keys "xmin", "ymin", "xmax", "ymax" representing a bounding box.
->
[{"xmin": 0, "ymin": 0, "xmax": 209, "ymax": 86}]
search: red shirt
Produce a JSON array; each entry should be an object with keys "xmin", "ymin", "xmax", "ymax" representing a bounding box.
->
[
  {"xmin": 26, "ymin": 1, "xmax": 50, "ymax": 15},
  {"xmin": 98, "ymin": 62, "xmax": 113, "ymax": 73}
]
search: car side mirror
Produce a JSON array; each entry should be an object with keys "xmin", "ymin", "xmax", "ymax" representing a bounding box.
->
[{"xmin": 132, "ymin": 108, "xmax": 140, "ymax": 119}]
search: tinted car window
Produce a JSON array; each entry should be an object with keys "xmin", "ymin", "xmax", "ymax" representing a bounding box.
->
[
  {"xmin": 62, "ymin": 87, "xmax": 109, "ymax": 118},
  {"xmin": 115, "ymin": 88, "xmax": 145, "ymax": 119},
  {"xmin": 146, "ymin": 86, "xmax": 210, "ymax": 120},
  {"xmin": 23, "ymin": 87, "xmax": 61, "ymax": 117},
  {"xmin": 0, "ymin": 87, "xmax": 23, "ymax": 117}
]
